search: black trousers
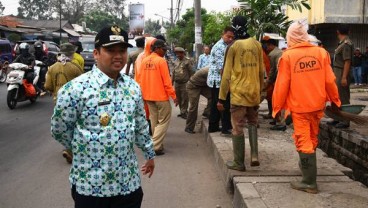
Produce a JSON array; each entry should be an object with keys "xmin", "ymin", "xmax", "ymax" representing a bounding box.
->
[
  {"xmin": 208, "ymin": 86, "xmax": 231, "ymax": 132},
  {"xmin": 72, "ymin": 186, "xmax": 143, "ymax": 208}
]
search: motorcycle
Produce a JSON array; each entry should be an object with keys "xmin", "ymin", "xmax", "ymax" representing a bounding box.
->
[
  {"xmin": 6, "ymin": 62, "xmax": 39, "ymax": 109},
  {"xmin": 0, "ymin": 61, "xmax": 9, "ymax": 83}
]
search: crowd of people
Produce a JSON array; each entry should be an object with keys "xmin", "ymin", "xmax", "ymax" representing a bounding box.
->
[{"xmin": 11, "ymin": 12, "xmax": 353, "ymax": 207}]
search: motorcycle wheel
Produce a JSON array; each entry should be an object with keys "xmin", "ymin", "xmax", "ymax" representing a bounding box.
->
[
  {"xmin": 0, "ymin": 71, "xmax": 5, "ymax": 83},
  {"xmin": 7, "ymin": 89, "xmax": 17, "ymax": 109},
  {"xmin": 30, "ymin": 96, "xmax": 37, "ymax": 103}
]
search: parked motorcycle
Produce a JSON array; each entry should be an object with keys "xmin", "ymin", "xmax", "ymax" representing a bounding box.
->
[
  {"xmin": 0, "ymin": 61, "xmax": 9, "ymax": 83},
  {"xmin": 6, "ymin": 63, "xmax": 39, "ymax": 109}
]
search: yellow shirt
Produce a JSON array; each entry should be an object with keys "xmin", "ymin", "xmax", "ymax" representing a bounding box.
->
[
  {"xmin": 72, "ymin": 53, "xmax": 85, "ymax": 71},
  {"xmin": 219, "ymin": 38, "xmax": 264, "ymax": 107}
]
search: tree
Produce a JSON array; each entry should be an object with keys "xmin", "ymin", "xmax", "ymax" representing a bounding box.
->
[
  {"xmin": 236, "ymin": 0, "xmax": 311, "ymax": 39},
  {"xmin": 166, "ymin": 8, "xmax": 234, "ymax": 52},
  {"xmin": 17, "ymin": 0, "xmax": 53, "ymax": 20},
  {"xmin": 80, "ymin": 10, "xmax": 128, "ymax": 32},
  {"xmin": 0, "ymin": 1, "xmax": 4, "ymax": 16},
  {"xmin": 144, "ymin": 19, "xmax": 163, "ymax": 37},
  {"xmin": 167, "ymin": 8, "xmax": 212, "ymax": 52},
  {"xmin": 203, "ymin": 12, "xmax": 232, "ymax": 46},
  {"xmin": 59, "ymin": 0, "xmax": 92, "ymax": 24}
]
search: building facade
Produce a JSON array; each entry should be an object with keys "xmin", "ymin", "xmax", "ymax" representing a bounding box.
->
[{"xmin": 286, "ymin": 0, "xmax": 368, "ymax": 54}]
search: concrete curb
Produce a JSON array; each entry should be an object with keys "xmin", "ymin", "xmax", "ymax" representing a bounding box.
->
[{"xmin": 200, "ymin": 119, "xmax": 368, "ymax": 208}]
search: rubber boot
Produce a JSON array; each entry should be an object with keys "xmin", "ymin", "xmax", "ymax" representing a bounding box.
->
[
  {"xmin": 248, "ymin": 125, "xmax": 260, "ymax": 166},
  {"xmin": 226, "ymin": 135, "xmax": 246, "ymax": 171},
  {"xmin": 291, "ymin": 152, "xmax": 318, "ymax": 194}
]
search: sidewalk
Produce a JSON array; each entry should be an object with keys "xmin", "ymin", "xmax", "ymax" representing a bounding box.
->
[{"xmin": 198, "ymin": 100, "xmax": 368, "ymax": 208}]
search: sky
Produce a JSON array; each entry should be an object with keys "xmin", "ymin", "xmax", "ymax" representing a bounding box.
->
[{"xmin": 2, "ymin": 0, "xmax": 240, "ymax": 20}]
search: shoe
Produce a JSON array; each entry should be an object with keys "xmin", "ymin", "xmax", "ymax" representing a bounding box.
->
[
  {"xmin": 185, "ymin": 128, "xmax": 195, "ymax": 134},
  {"xmin": 335, "ymin": 122, "xmax": 350, "ymax": 129},
  {"xmin": 359, "ymin": 83, "xmax": 363, "ymax": 86},
  {"xmin": 290, "ymin": 152, "xmax": 318, "ymax": 194},
  {"xmin": 226, "ymin": 135, "xmax": 246, "ymax": 171},
  {"xmin": 285, "ymin": 115, "xmax": 293, "ymax": 125},
  {"xmin": 269, "ymin": 120, "xmax": 276, "ymax": 125},
  {"xmin": 248, "ymin": 125, "xmax": 260, "ymax": 166},
  {"xmin": 62, "ymin": 149, "xmax": 73, "ymax": 164},
  {"xmin": 262, "ymin": 114, "xmax": 273, "ymax": 119},
  {"xmin": 270, "ymin": 125, "xmax": 287, "ymax": 131},
  {"xmin": 208, "ymin": 127, "xmax": 220, "ymax": 133},
  {"xmin": 177, "ymin": 114, "xmax": 182, "ymax": 117},
  {"xmin": 181, "ymin": 113, "xmax": 188, "ymax": 119},
  {"xmin": 40, "ymin": 91, "xmax": 47, "ymax": 96},
  {"xmin": 155, "ymin": 150, "xmax": 165, "ymax": 156},
  {"xmin": 220, "ymin": 130, "xmax": 232, "ymax": 137},
  {"xmin": 327, "ymin": 120, "xmax": 339, "ymax": 126}
]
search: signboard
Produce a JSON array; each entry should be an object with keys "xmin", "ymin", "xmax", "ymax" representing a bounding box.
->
[
  {"xmin": 195, "ymin": 26, "xmax": 202, "ymax": 44},
  {"xmin": 129, "ymin": 3, "xmax": 145, "ymax": 37}
]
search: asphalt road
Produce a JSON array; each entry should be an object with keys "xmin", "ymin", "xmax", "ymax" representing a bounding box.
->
[{"xmin": 0, "ymin": 83, "xmax": 231, "ymax": 208}]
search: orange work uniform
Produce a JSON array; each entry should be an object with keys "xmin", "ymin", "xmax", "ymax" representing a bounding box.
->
[
  {"xmin": 135, "ymin": 37, "xmax": 156, "ymax": 119},
  {"xmin": 272, "ymin": 42, "xmax": 341, "ymax": 153}
]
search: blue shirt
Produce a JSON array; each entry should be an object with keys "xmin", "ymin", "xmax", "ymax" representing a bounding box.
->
[
  {"xmin": 197, "ymin": 53, "xmax": 210, "ymax": 70},
  {"xmin": 51, "ymin": 66, "xmax": 155, "ymax": 197},
  {"xmin": 207, "ymin": 38, "xmax": 227, "ymax": 88}
]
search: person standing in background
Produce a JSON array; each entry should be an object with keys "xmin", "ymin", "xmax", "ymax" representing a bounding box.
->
[
  {"xmin": 207, "ymin": 26, "xmax": 234, "ymax": 136},
  {"xmin": 197, "ymin": 46, "xmax": 211, "ymax": 71},
  {"xmin": 139, "ymin": 39, "xmax": 178, "ymax": 156},
  {"xmin": 329, "ymin": 25, "xmax": 353, "ymax": 129},
  {"xmin": 172, "ymin": 47, "xmax": 194, "ymax": 119},
  {"xmin": 45, "ymin": 43, "xmax": 83, "ymax": 164},
  {"xmin": 185, "ymin": 67, "xmax": 211, "ymax": 134},
  {"xmin": 71, "ymin": 41, "xmax": 85, "ymax": 71},
  {"xmin": 125, "ymin": 36, "xmax": 145, "ymax": 77},
  {"xmin": 362, "ymin": 46, "xmax": 368, "ymax": 84},
  {"xmin": 352, "ymin": 48, "xmax": 363, "ymax": 86}
]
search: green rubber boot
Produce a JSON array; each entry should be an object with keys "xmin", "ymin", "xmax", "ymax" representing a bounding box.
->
[
  {"xmin": 226, "ymin": 135, "xmax": 246, "ymax": 171},
  {"xmin": 291, "ymin": 152, "xmax": 318, "ymax": 194},
  {"xmin": 248, "ymin": 125, "xmax": 260, "ymax": 166}
]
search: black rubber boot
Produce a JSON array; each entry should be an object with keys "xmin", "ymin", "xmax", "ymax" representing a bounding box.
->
[
  {"xmin": 226, "ymin": 135, "xmax": 246, "ymax": 171},
  {"xmin": 249, "ymin": 125, "xmax": 260, "ymax": 166},
  {"xmin": 291, "ymin": 152, "xmax": 318, "ymax": 194}
]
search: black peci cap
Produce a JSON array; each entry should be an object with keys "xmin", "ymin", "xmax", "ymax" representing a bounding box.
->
[{"xmin": 95, "ymin": 25, "xmax": 133, "ymax": 48}]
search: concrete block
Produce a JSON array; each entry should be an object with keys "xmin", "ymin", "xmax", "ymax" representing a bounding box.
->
[
  {"xmin": 243, "ymin": 198, "xmax": 268, "ymax": 208},
  {"xmin": 236, "ymin": 183, "xmax": 260, "ymax": 199}
]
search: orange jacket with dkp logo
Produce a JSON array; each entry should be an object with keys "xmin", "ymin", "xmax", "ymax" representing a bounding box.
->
[{"xmin": 272, "ymin": 42, "xmax": 341, "ymax": 117}]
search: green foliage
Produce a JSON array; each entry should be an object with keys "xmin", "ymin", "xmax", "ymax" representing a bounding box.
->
[
  {"xmin": 144, "ymin": 19, "xmax": 165, "ymax": 37},
  {"xmin": 236, "ymin": 0, "xmax": 310, "ymax": 39},
  {"xmin": 203, "ymin": 12, "xmax": 232, "ymax": 45},
  {"xmin": 7, "ymin": 33, "xmax": 22, "ymax": 43},
  {"xmin": 167, "ymin": 8, "xmax": 233, "ymax": 52},
  {"xmin": 81, "ymin": 10, "xmax": 128, "ymax": 32},
  {"xmin": 17, "ymin": 0, "xmax": 53, "ymax": 20},
  {"xmin": 0, "ymin": 1, "xmax": 4, "ymax": 16}
]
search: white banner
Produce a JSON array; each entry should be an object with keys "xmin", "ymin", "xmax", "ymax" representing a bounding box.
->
[{"xmin": 129, "ymin": 4, "xmax": 145, "ymax": 36}]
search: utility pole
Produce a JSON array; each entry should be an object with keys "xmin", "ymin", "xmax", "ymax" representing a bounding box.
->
[
  {"xmin": 194, "ymin": 0, "xmax": 202, "ymax": 61},
  {"xmin": 59, "ymin": 0, "xmax": 62, "ymax": 44},
  {"xmin": 170, "ymin": 0, "xmax": 174, "ymax": 28}
]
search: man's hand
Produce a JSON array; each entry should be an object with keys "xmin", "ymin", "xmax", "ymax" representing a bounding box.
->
[
  {"xmin": 141, "ymin": 159, "xmax": 155, "ymax": 178},
  {"xmin": 217, "ymin": 102, "xmax": 225, "ymax": 111},
  {"xmin": 341, "ymin": 77, "xmax": 348, "ymax": 87},
  {"xmin": 174, "ymin": 98, "xmax": 179, "ymax": 106}
]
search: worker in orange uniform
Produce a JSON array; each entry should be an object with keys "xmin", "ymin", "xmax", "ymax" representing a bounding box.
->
[
  {"xmin": 135, "ymin": 37, "xmax": 156, "ymax": 134},
  {"xmin": 272, "ymin": 21, "xmax": 341, "ymax": 194},
  {"xmin": 139, "ymin": 39, "xmax": 178, "ymax": 155}
]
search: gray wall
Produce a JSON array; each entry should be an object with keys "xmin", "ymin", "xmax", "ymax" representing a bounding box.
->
[{"xmin": 324, "ymin": 0, "xmax": 368, "ymax": 24}]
